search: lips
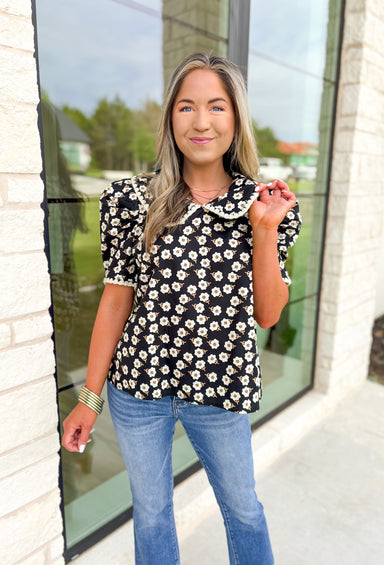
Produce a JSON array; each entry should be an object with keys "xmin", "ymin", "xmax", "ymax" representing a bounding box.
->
[{"xmin": 190, "ymin": 137, "xmax": 214, "ymax": 145}]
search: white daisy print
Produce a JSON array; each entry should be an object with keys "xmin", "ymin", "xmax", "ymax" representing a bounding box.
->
[{"xmin": 101, "ymin": 174, "xmax": 301, "ymax": 413}]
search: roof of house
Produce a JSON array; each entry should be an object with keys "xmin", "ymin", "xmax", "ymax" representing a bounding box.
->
[
  {"xmin": 55, "ymin": 107, "xmax": 90, "ymax": 144},
  {"xmin": 277, "ymin": 141, "xmax": 318, "ymax": 156}
]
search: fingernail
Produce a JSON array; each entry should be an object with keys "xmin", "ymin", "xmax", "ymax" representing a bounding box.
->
[
  {"xmin": 266, "ymin": 182, "xmax": 272, "ymax": 187},
  {"xmin": 78, "ymin": 444, "xmax": 86, "ymax": 453}
]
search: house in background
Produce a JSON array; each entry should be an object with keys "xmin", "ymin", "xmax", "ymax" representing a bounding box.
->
[
  {"xmin": 278, "ymin": 141, "xmax": 319, "ymax": 180},
  {"xmin": 55, "ymin": 107, "xmax": 91, "ymax": 173}
]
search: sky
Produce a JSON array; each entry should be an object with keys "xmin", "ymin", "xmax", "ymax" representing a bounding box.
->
[
  {"xmin": 247, "ymin": 0, "xmax": 333, "ymax": 142},
  {"xmin": 35, "ymin": 0, "xmax": 336, "ymax": 144}
]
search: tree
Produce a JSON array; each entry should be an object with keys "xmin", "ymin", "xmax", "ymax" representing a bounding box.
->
[
  {"xmin": 62, "ymin": 105, "xmax": 91, "ymax": 137},
  {"xmin": 61, "ymin": 97, "xmax": 161, "ymax": 172},
  {"xmin": 253, "ymin": 121, "xmax": 286, "ymax": 162},
  {"xmin": 89, "ymin": 96, "xmax": 134, "ymax": 170},
  {"xmin": 130, "ymin": 100, "xmax": 161, "ymax": 171}
]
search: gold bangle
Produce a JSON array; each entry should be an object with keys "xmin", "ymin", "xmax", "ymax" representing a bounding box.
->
[{"xmin": 78, "ymin": 386, "xmax": 104, "ymax": 415}]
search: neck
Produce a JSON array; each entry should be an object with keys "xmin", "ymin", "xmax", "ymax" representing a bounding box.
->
[{"xmin": 182, "ymin": 163, "xmax": 230, "ymax": 192}]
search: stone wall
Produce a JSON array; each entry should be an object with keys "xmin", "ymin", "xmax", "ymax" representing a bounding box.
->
[
  {"xmin": 374, "ymin": 226, "xmax": 384, "ymax": 317},
  {"xmin": 315, "ymin": 0, "xmax": 384, "ymax": 396},
  {"xmin": 0, "ymin": 1, "xmax": 64, "ymax": 563}
]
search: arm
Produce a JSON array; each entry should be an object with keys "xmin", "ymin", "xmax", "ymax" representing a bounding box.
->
[
  {"xmin": 61, "ymin": 283, "xmax": 135, "ymax": 452},
  {"xmin": 249, "ymin": 180, "xmax": 296, "ymax": 328}
]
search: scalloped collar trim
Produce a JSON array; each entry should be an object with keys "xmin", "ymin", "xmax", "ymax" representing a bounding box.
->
[
  {"xmin": 130, "ymin": 174, "xmax": 153, "ymax": 208},
  {"xmin": 200, "ymin": 173, "xmax": 259, "ymax": 219},
  {"xmin": 129, "ymin": 172, "xmax": 259, "ymax": 219}
]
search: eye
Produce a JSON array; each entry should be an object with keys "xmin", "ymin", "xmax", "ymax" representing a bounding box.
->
[
  {"xmin": 179, "ymin": 106, "xmax": 193, "ymax": 112},
  {"xmin": 211, "ymin": 105, "xmax": 225, "ymax": 112}
]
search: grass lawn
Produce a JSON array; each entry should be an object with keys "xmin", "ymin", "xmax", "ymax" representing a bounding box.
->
[
  {"xmin": 56, "ymin": 198, "xmax": 104, "ymax": 375},
  {"xmin": 73, "ymin": 197, "xmax": 104, "ymax": 288}
]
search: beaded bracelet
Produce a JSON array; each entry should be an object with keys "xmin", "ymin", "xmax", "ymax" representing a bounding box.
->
[{"xmin": 78, "ymin": 386, "xmax": 104, "ymax": 415}]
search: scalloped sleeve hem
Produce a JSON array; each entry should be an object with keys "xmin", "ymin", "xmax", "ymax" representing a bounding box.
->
[
  {"xmin": 103, "ymin": 277, "xmax": 137, "ymax": 289},
  {"xmin": 277, "ymin": 202, "xmax": 301, "ymax": 285}
]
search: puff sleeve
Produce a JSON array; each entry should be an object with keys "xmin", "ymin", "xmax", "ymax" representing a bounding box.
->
[
  {"xmin": 99, "ymin": 180, "xmax": 143, "ymax": 288},
  {"xmin": 277, "ymin": 202, "xmax": 302, "ymax": 285}
]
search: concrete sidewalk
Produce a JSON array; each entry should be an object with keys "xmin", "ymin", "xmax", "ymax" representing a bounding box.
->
[
  {"xmin": 74, "ymin": 380, "xmax": 384, "ymax": 564},
  {"xmin": 180, "ymin": 380, "xmax": 384, "ymax": 565}
]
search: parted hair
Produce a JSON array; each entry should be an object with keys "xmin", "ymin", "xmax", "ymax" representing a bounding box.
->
[{"xmin": 143, "ymin": 53, "xmax": 259, "ymax": 250}]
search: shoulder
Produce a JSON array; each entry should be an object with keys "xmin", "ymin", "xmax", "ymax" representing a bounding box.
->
[
  {"xmin": 100, "ymin": 174, "xmax": 155, "ymax": 222},
  {"xmin": 101, "ymin": 173, "xmax": 153, "ymax": 208}
]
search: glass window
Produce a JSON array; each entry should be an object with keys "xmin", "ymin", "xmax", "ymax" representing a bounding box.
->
[
  {"xmin": 35, "ymin": 0, "xmax": 229, "ymax": 557},
  {"xmin": 247, "ymin": 0, "xmax": 343, "ymax": 426},
  {"xmin": 35, "ymin": 0, "xmax": 342, "ymax": 556}
]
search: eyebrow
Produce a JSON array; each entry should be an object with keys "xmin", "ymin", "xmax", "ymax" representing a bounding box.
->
[{"xmin": 175, "ymin": 97, "xmax": 229, "ymax": 105}]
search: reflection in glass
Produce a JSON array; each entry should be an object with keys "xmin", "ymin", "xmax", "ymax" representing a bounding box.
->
[
  {"xmin": 252, "ymin": 296, "xmax": 318, "ymax": 426},
  {"xmin": 249, "ymin": 0, "xmax": 330, "ymax": 78},
  {"xmin": 248, "ymin": 0, "xmax": 342, "ymax": 423},
  {"xmin": 60, "ymin": 384, "xmax": 130, "ymax": 547},
  {"xmin": 162, "ymin": 0, "xmax": 229, "ymax": 87},
  {"xmin": 36, "ymin": 0, "xmax": 231, "ymax": 552},
  {"xmin": 41, "ymin": 99, "xmax": 89, "ymax": 389},
  {"xmin": 248, "ymin": 0, "xmax": 342, "ymax": 179}
]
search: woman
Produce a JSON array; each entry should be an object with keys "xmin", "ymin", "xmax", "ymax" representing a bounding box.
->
[{"xmin": 62, "ymin": 53, "xmax": 301, "ymax": 564}]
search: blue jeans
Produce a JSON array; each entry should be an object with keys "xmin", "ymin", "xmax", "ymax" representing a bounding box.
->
[{"xmin": 107, "ymin": 381, "xmax": 274, "ymax": 565}]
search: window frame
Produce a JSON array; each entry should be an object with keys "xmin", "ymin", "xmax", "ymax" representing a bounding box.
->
[{"xmin": 32, "ymin": 0, "xmax": 346, "ymax": 560}]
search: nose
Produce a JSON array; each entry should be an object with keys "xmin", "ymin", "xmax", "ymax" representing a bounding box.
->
[{"xmin": 193, "ymin": 109, "xmax": 210, "ymax": 131}]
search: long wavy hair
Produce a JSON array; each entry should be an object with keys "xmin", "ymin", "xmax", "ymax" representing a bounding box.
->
[{"xmin": 143, "ymin": 53, "xmax": 259, "ymax": 250}]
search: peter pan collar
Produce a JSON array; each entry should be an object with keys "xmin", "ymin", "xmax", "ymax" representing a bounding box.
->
[
  {"xmin": 202, "ymin": 173, "xmax": 259, "ymax": 219},
  {"xmin": 130, "ymin": 172, "xmax": 259, "ymax": 220}
]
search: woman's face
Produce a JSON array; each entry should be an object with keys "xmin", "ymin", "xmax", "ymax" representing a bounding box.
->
[{"xmin": 171, "ymin": 69, "xmax": 235, "ymax": 172}]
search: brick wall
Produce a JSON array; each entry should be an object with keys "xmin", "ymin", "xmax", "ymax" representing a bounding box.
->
[
  {"xmin": 315, "ymin": 0, "xmax": 384, "ymax": 397},
  {"xmin": 0, "ymin": 1, "xmax": 64, "ymax": 563}
]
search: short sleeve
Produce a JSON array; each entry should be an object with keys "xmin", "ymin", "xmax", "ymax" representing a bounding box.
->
[
  {"xmin": 99, "ymin": 180, "xmax": 143, "ymax": 288},
  {"xmin": 277, "ymin": 202, "xmax": 302, "ymax": 285}
]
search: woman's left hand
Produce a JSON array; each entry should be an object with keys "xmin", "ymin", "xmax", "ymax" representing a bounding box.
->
[{"xmin": 249, "ymin": 179, "xmax": 296, "ymax": 231}]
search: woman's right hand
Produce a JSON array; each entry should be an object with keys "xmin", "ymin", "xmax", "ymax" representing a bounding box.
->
[
  {"xmin": 62, "ymin": 403, "xmax": 99, "ymax": 453},
  {"xmin": 61, "ymin": 284, "xmax": 135, "ymax": 453}
]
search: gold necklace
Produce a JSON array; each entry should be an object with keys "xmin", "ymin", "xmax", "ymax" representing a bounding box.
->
[{"xmin": 187, "ymin": 177, "xmax": 231, "ymax": 205}]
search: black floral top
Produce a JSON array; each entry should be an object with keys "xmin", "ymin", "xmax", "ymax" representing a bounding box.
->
[{"xmin": 100, "ymin": 173, "xmax": 301, "ymax": 414}]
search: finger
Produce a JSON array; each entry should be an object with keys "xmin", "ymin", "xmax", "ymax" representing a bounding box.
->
[
  {"xmin": 62, "ymin": 425, "xmax": 82, "ymax": 452},
  {"xmin": 282, "ymin": 195, "xmax": 297, "ymax": 213},
  {"xmin": 256, "ymin": 182, "xmax": 267, "ymax": 192},
  {"xmin": 275, "ymin": 179, "xmax": 290, "ymax": 191},
  {"xmin": 263, "ymin": 187, "xmax": 284, "ymax": 201},
  {"xmin": 269, "ymin": 182, "xmax": 295, "ymax": 201},
  {"xmin": 265, "ymin": 179, "xmax": 291, "ymax": 194},
  {"xmin": 259, "ymin": 189, "xmax": 273, "ymax": 202},
  {"xmin": 281, "ymin": 191, "xmax": 296, "ymax": 203},
  {"xmin": 266, "ymin": 179, "xmax": 285, "ymax": 191},
  {"xmin": 77, "ymin": 427, "xmax": 92, "ymax": 453},
  {"xmin": 265, "ymin": 180, "xmax": 292, "ymax": 199}
]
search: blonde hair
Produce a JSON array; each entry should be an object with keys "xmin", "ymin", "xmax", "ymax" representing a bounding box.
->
[{"xmin": 144, "ymin": 53, "xmax": 259, "ymax": 250}]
